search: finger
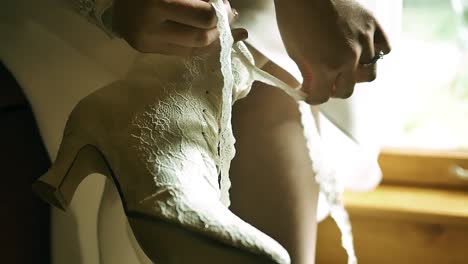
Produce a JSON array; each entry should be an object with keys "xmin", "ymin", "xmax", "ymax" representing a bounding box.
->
[
  {"xmin": 334, "ymin": 70, "xmax": 356, "ymax": 99},
  {"xmin": 224, "ymin": 1, "xmax": 238, "ymax": 24},
  {"xmin": 333, "ymin": 44, "xmax": 359, "ymax": 97},
  {"xmin": 374, "ymin": 20, "xmax": 392, "ymax": 54},
  {"xmin": 159, "ymin": 0, "xmax": 216, "ymax": 29},
  {"xmin": 232, "ymin": 28, "xmax": 249, "ymax": 43},
  {"xmin": 195, "ymin": 28, "xmax": 248, "ymax": 55},
  {"xmin": 192, "ymin": 28, "xmax": 248, "ymax": 54},
  {"xmin": 205, "ymin": 0, "xmax": 238, "ymax": 23},
  {"xmin": 359, "ymin": 33, "xmax": 375, "ymax": 65},
  {"xmin": 162, "ymin": 0, "xmax": 236, "ymax": 29},
  {"xmin": 133, "ymin": 41, "xmax": 213, "ymax": 56},
  {"xmin": 356, "ymin": 33, "xmax": 377, "ymax": 83},
  {"xmin": 157, "ymin": 21, "xmax": 220, "ymax": 48},
  {"xmin": 355, "ymin": 65, "xmax": 377, "ymax": 83},
  {"xmin": 299, "ymin": 62, "xmax": 337, "ymax": 105},
  {"xmin": 195, "ymin": 28, "xmax": 248, "ymax": 54},
  {"xmin": 129, "ymin": 28, "xmax": 248, "ymax": 56}
]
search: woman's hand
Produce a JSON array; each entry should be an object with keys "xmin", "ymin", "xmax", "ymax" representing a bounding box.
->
[
  {"xmin": 275, "ymin": 0, "xmax": 391, "ymax": 104},
  {"xmin": 113, "ymin": 0, "xmax": 247, "ymax": 56}
]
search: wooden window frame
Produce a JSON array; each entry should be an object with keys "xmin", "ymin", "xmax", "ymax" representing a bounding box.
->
[{"xmin": 378, "ymin": 147, "xmax": 468, "ymax": 191}]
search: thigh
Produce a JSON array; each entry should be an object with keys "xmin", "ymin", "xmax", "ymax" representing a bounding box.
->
[
  {"xmin": 98, "ymin": 179, "xmax": 152, "ymax": 264},
  {"xmin": 230, "ymin": 62, "xmax": 319, "ymax": 264}
]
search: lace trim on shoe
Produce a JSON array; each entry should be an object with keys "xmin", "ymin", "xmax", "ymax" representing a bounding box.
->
[{"xmin": 75, "ymin": 0, "xmax": 115, "ymax": 37}]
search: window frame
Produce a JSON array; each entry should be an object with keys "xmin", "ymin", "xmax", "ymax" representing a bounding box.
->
[{"xmin": 378, "ymin": 147, "xmax": 468, "ymax": 190}]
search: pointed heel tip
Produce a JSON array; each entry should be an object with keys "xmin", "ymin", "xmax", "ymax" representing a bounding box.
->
[{"xmin": 32, "ymin": 181, "xmax": 67, "ymax": 211}]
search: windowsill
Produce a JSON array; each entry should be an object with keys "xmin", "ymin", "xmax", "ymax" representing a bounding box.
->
[
  {"xmin": 379, "ymin": 147, "xmax": 468, "ymax": 190},
  {"xmin": 317, "ymin": 184, "xmax": 468, "ymax": 264},
  {"xmin": 344, "ymin": 184, "xmax": 468, "ymax": 225}
]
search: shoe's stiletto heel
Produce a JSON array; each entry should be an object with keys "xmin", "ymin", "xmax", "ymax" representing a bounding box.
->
[{"xmin": 32, "ymin": 137, "xmax": 111, "ymax": 211}]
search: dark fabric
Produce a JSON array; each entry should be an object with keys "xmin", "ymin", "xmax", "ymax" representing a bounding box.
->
[{"xmin": 0, "ymin": 62, "xmax": 51, "ymax": 264}]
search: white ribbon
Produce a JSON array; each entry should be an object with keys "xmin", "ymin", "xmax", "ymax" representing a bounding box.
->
[{"xmin": 212, "ymin": 0, "xmax": 357, "ymax": 263}]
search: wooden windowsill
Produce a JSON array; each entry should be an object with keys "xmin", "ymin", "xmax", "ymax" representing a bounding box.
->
[
  {"xmin": 318, "ymin": 149, "xmax": 468, "ymax": 263},
  {"xmin": 344, "ymin": 184, "xmax": 468, "ymax": 225},
  {"xmin": 318, "ymin": 184, "xmax": 468, "ymax": 264},
  {"xmin": 379, "ymin": 147, "xmax": 468, "ymax": 190}
]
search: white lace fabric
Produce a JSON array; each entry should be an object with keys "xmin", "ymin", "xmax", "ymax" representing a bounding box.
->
[
  {"xmin": 123, "ymin": 52, "xmax": 290, "ymax": 263},
  {"xmin": 74, "ymin": 0, "xmax": 357, "ymax": 263},
  {"xmin": 212, "ymin": 1, "xmax": 237, "ymax": 207},
  {"xmin": 75, "ymin": 0, "xmax": 114, "ymax": 36},
  {"xmin": 212, "ymin": 0, "xmax": 357, "ymax": 263}
]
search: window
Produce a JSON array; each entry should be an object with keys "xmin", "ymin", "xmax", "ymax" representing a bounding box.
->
[
  {"xmin": 377, "ymin": 0, "xmax": 468, "ymax": 151},
  {"xmin": 374, "ymin": 0, "xmax": 468, "ymax": 189},
  {"xmin": 317, "ymin": 1, "xmax": 468, "ymax": 263}
]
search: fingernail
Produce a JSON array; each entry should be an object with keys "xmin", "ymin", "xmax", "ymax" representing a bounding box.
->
[
  {"xmin": 232, "ymin": 8, "xmax": 239, "ymax": 19},
  {"xmin": 233, "ymin": 28, "xmax": 249, "ymax": 43},
  {"xmin": 239, "ymin": 28, "xmax": 248, "ymax": 40}
]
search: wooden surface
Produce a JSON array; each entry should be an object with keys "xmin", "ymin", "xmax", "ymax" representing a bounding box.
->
[
  {"xmin": 379, "ymin": 147, "xmax": 468, "ymax": 190},
  {"xmin": 344, "ymin": 185, "xmax": 468, "ymax": 225},
  {"xmin": 317, "ymin": 214, "xmax": 468, "ymax": 264},
  {"xmin": 316, "ymin": 185, "xmax": 468, "ymax": 264}
]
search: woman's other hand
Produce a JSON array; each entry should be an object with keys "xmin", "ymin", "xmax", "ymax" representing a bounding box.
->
[
  {"xmin": 113, "ymin": 0, "xmax": 247, "ymax": 56},
  {"xmin": 275, "ymin": 0, "xmax": 391, "ymax": 104}
]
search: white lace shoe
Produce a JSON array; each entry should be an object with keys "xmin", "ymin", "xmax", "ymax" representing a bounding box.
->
[{"xmin": 32, "ymin": 44, "xmax": 290, "ymax": 264}]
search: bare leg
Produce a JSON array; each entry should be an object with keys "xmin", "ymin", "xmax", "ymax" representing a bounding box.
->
[
  {"xmin": 98, "ymin": 179, "xmax": 152, "ymax": 264},
  {"xmin": 230, "ymin": 61, "xmax": 319, "ymax": 264}
]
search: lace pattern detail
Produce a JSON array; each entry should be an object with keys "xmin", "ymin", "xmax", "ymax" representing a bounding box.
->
[
  {"xmin": 125, "ymin": 52, "xmax": 290, "ymax": 263},
  {"xmin": 216, "ymin": 2, "xmax": 358, "ymax": 261},
  {"xmin": 75, "ymin": 0, "xmax": 357, "ymax": 262},
  {"xmin": 76, "ymin": 0, "xmax": 95, "ymax": 18},
  {"xmin": 73, "ymin": 0, "xmax": 115, "ymax": 36},
  {"xmin": 298, "ymin": 102, "xmax": 357, "ymax": 264},
  {"xmin": 129, "ymin": 56, "xmax": 221, "ymax": 193},
  {"xmin": 212, "ymin": 0, "xmax": 236, "ymax": 207},
  {"xmin": 147, "ymin": 186, "xmax": 291, "ymax": 264}
]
